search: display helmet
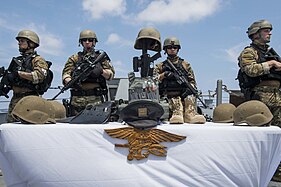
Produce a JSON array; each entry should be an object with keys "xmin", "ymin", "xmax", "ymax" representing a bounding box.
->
[
  {"xmin": 16, "ymin": 30, "xmax": 40, "ymax": 47},
  {"xmin": 12, "ymin": 96, "xmax": 56, "ymax": 124},
  {"xmin": 233, "ymin": 100, "xmax": 273, "ymax": 126},
  {"xmin": 213, "ymin": 103, "xmax": 236, "ymax": 123},
  {"xmin": 48, "ymin": 100, "xmax": 66, "ymax": 120},
  {"xmin": 163, "ymin": 37, "xmax": 181, "ymax": 50},
  {"xmin": 134, "ymin": 27, "xmax": 161, "ymax": 52},
  {"xmin": 79, "ymin": 29, "xmax": 98, "ymax": 42},
  {"xmin": 247, "ymin": 19, "xmax": 272, "ymax": 38}
]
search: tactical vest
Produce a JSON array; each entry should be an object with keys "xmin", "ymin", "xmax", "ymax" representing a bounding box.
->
[
  {"xmin": 74, "ymin": 51, "xmax": 107, "ymax": 90},
  {"xmin": 237, "ymin": 44, "xmax": 281, "ymax": 89},
  {"xmin": 7, "ymin": 52, "xmax": 53, "ymax": 95},
  {"xmin": 159, "ymin": 58, "xmax": 192, "ymax": 97}
]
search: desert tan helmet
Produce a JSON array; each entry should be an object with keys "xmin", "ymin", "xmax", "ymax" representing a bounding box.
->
[
  {"xmin": 48, "ymin": 100, "xmax": 66, "ymax": 120},
  {"xmin": 134, "ymin": 27, "xmax": 161, "ymax": 52},
  {"xmin": 16, "ymin": 30, "xmax": 40, "ymax": 47},
  {"xmin": 163, "ymin": 37, "xmax": 181, "ymax": 50},
  {"xmin": 12, "ymin": 96, "xmax": 56, "ymax": 124},
  {"xmin": 247, "ymin": 19, "xmax": 272, "ymax": 38},
  {"xmin": 213, "ymin": 103, "xmax": 236, "ymax": 123},
  {"xmin": 79, "ymin": 29, "xmax": 98, "ymax": 42},
  {"xmin": 233, "ymin": 100, "xmax": 273, "ymax": 126}
]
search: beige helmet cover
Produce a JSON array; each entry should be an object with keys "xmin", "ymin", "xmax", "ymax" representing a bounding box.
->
[
  {"xmin": 48, "ymin": 100, "xmax": 66, "ymax": 120},
  {"xmin": 12, "ymin": 96, "xmax": 56, "ymax": 124},
  {"xmin": 213, "ymin": 103, "xmax": 236, "ymax": 123},
  {"xmin": 233, "ymin": 100, "xmax": 273, "ymax": 126}
]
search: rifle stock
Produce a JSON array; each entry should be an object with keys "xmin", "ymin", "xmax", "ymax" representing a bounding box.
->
[{"xmin": 0, "ymin": 66, "xmax": 11, "ymax": 98}]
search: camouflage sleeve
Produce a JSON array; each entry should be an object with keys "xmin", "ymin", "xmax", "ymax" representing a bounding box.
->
[
  {"xmin": 182, "ymin": 60, "xmax": 197, "ymax": 89},
  {"xmin": 153, "ymin": 62, "xmax": 164, "ymax": 81},
  {"xmin": 238, "ymin": 47, "xmax": 270, "ymax": 77},
  {"xmin": 62, "ymin": 54, "xmax": 78, "ymax": 83},
  {"xmin": 32, "ymin": 56, "xmax": 48, "ymax": 84},
  {"xmin": 101, "ymin": 59, "xmax": 115, "ymax": 80}
]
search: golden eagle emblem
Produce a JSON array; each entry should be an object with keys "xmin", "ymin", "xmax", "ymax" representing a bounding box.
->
[{"xmin": 105, "ymin": 127, "xmax": 186, "ymax": 160}]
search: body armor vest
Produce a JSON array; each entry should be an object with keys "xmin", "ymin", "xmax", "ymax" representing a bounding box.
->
[
  {"xmin": 159, "ymin": 58, "xmax": 192, "ymax": 97},
  {"xmin": 74, "ymin": 51, "xmax": 107, "ymax": 90},
  {"xmin": 237, "ymin": 44, "xmax": 281, "ymax": 89}
]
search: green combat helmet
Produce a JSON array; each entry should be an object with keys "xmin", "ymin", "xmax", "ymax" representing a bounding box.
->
[
  {"xmin": 233, "ymin": 100, "xmax": 273, "ymax": 126},
  {"xmin": 79, "ymin": 29, "xmax": 98, "ymax": 43},
  {"xmin": 163, "ymin": 37, "xmax": 181, "ymax": 50},
  {"xmin": 12, "ymin": 96, "xmax": 56, "ymax": 124},
  {"xmin": 247, "ymin": 19, "xmax": 272, "ymax": 38},
  {"xmin": 134, "ymin": 27, "xmax": 161, "ymax": 52},
  {"xmin": 212, "ymin": 103, "xmax": 236, "ymax": 123},
  {"xmin": 16, "ymin": 30, "xmax": 40, "ymax": 47}
]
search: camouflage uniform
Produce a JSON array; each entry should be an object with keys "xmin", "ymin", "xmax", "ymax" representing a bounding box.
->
[
  {"xmin": 62, "ymin": 49, "xmax": 115, "ymax": 116},
  {"xmin": 6, "ymin": 30, "xmax": 48, "ymax": 123},
  {"xmin": 238, "ymin": 20, "xmax": 281, "ymax": 182},
  {"xmin": 238, "ymin": 41, "xmax": 281, "ymax": 127}
]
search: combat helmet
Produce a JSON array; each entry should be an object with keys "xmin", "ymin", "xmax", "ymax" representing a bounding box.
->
[
  {"xmin": 48, "ymin": 100, "xmax": 66, "ymax": 120},
  {"xmin": 16, "ymin": 30, "xmax": 40, "ymax": 47},
  {"xmin": 79, "ymin": 29, "xmax": 98, "ymax": 42},
  {"xmin": 12, "ymin": 96, "xmax": 56, "ymax": 124},
  {"xmin": 233, "ymin": 100, "xmax": 273, "ymax": 126},
  {"xmin": 163, "ymin": 37, "xmax": 181, "ymax": 50},
  {"xmin": 134, "ymin": 27, "xmax": 162, "ymax": 52},
  {"xmin": 247, "ymin": 19, "xmax": 272, "ymax": 38},
  {"xmin": 213, "ymin": 103, "xmax": 236, "ymax": 123}
]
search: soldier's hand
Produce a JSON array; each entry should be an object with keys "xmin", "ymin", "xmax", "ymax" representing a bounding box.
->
[
  {"xmin": 164, "ymin": 71, "xmax": 174, "ymax": 79},
  {"xmin": 90, "ymin": 63, "xmax": 103, "ymax": 78}
]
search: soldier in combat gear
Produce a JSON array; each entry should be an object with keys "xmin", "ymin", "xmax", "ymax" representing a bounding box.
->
[
  {"xmin": 4, "ymin": 30, "xmax": 49, "ymax": 122},
  {"xmin": 154, "ymin": 37, "xmax": 205, "ymax": 124},
  {"xmin": 238, "ymin": 19, "xmax": 281, "ymax": 182},
  {"xmin": 62, "ymin": 29, "xmax": 115, "ymax": 116}
]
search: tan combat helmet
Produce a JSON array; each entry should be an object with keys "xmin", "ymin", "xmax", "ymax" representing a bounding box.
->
[
  {"xmin": 79, "ymin": 29, "xmax": 98, "ymax": 42},
  {"xmin": 12, "ymin": 96, "xmax": 56, "ymax": 124},
  {"xmin": 134, "ymin": 27, "xmax": 162, "ymax": 52},
  {"xmin": 16, "ymin": 30, "xmax": 40, "ymax": 47},
  {"xmin": 212, "ymin": 103, "xmax": 236, "ymax": 123},
  {"xmin": 48, "ymin": 100, "xmax": 66, "ymax": 120},
  {"xmin": 233, "ymin": 100, "xmax": 273, "ymax": 126},
  {"xmin": 163, "ymin": 37, "xmax": 181, "ymax": 50},
  {"xmin": 247, "ymin": 19, "xmax": 272, "ymax": 38}
]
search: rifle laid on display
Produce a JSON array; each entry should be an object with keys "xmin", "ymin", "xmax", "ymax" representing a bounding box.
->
[
  {"xmin": 165, "ymin": 59, "xmax": 207, "ymax": 108},
  {"xmin": 51, "ymin": 51, "xmax": 108, "ymax": 100}
]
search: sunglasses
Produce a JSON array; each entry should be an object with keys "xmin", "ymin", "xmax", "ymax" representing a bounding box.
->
[
  {"xmin": 81, "ymin": 38, "xmax": 94, "ymax": 42},
  {"xmin": 167, "ymin": 46, "xmax": 178, "ymax": 50}
]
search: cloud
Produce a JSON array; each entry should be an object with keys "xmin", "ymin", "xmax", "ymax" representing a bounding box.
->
[
  {"xmin": 82, "ymin": 0, "xmax": 126, "ymax": 19},
  {"xmin": 133, "ymin": 0, "xmax": 222, "ymax": 24},
  {"xmin": 224, "ymin": 42, "xmax": 247, "ymax": 63},
  {"xmin": 106, "ymin": 33, "xmax": 133, "ymax": 46}
]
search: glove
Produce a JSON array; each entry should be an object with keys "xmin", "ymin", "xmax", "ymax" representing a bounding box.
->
[
  {"xmin": 164, "ymin": 71, "xmax": 174, "ymax": 79},
  {"xmin": 90, "ymin": 63, "xmax": 103, "ymax": 78},
  {"xmin": 6, "ymin": 71, "xmax": 19, "ymax": 83}
]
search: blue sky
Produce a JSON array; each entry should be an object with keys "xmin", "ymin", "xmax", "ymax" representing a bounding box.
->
[{"xmin": 0, "ymin": 0, "xmax": 281, "ymax": 104}]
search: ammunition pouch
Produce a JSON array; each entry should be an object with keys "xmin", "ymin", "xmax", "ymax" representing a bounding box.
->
[{"xmin": 71, "ymin": 87, "xmax": 108, "ymax": 97}]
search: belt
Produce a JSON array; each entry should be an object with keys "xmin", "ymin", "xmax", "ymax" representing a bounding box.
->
[
  {"xmin": 13, "ymin": 91, "xmax": 38, "ymax": 97},
  {"xmin": 71, "ymin": 87, "xmax": 107, "ymax": 96},
  {"xmin": 257, "ymin": 80, "xmax": 280, "ymax": 87}
]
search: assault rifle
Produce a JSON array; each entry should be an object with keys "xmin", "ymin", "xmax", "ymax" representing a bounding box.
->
[
  {"xmin": 0, "ymin": 66, "xmax": 11, "ymax": 98},
  {"xmin": 51, "ymin": 51, "xmax": 108, "ymax": 100},
  {"xmin": 165, "ymin": 59, "xmax": 207, "ymax": 108}
]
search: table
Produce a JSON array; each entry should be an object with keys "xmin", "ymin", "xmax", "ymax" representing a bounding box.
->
[{"xmin": 0, "ymin": 122, "xmax": 280, "ymax": 187}]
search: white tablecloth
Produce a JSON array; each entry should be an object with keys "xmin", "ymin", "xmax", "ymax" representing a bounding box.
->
[{"xmin": 0, "ymin": 122, "xmax": 280, "ymax": 187}]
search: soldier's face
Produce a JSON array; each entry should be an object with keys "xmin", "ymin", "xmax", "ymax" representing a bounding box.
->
[
  {"xmin": 166, "ymin": 46, "xmax": 179, "ymax": 56},
  {"xmin": 17, "ymin": 38, "xmax": 28, "ymax": 50},
  {"xmin": 81, "ymin": 38, "xmax": 95, "ymax": 50},
  {"xmin": 259, "ymin": 29, "xmax": 271, "ymax": 43}
]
